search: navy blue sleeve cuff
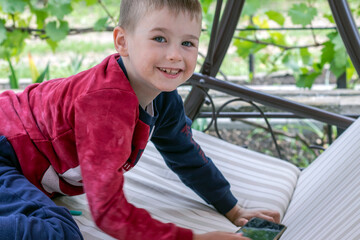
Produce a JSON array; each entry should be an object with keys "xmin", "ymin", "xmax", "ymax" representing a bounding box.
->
[{"xmin": 211, "ymin": 190, "xmax": 238, "ymax": 215}]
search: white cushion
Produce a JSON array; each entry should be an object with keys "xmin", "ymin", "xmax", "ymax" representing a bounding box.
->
[{"xmin": 55, "ymin": 129, "xmax": 299, "ymax": 238}]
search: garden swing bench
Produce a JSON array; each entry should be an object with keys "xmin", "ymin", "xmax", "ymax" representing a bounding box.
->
[{"xmin": 55, "ymin": 0, "xmax": 360, "ymax": 239}]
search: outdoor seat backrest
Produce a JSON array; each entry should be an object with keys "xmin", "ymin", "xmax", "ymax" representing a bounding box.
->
[{"xmin": 281, "ymin": 117, "xmax": 360, "ymax": 240}]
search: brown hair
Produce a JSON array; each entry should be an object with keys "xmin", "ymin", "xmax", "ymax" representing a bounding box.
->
[{"xmin": 118, "ymin": 0, "xmax": 202, "ymax": 31}]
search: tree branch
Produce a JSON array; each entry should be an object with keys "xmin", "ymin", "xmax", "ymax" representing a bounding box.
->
[
  {"xmin": 235, "ymin": 26, "xmax": 341, "ymax": 32},
  {"xmin": 97, "ymin": 0, "xmax": 117, "ymax": 26},
  {"xmin": 308, "ymin": 2, "xmax": 320, "ymax": 46},
  {"xmin": 233, "ymin": 36, "xmax": 323, "ymax": 50},
  {"xmin": 5, "ymin": 26, "xmax": 114, "ymax": 37}
]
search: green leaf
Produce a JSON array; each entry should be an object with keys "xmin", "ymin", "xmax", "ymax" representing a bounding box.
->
[
  {"xmin": 346, "ymin": 58, "xmax": 355, "ymax": 86},
  {"xmin": 323, "ymin": 13, "xmax": 335, "ymax": 24},
  {"xmin": 36, "ymin": 62, "xmax": 50, "ymax": 83},
  {"xmin": 300, "ymin": 67, "xmax": 309, "ymax": 74},
  {"xmin": 1, "ymin": 30, "xmax": 29, "ymax": 57},
  {"xmin": 243, "ymin": 0, "xmax": 261, "ymax": 16},
  {"xmin": 300, "ymin": 48, "xmax": 312, "ymax": 66},
  {"xmin": 45, "ymin": 20, "xmax": 69, "ymax": 42},
  {"xmin": 288, "ymin": 3, "xmax": 317, "ymax": 27},
  {"xmin": 0, "ymin": 46, "xmax": 7, "ymax": 59},
  {"xmin": 234, "ymin": 39, "xmax": 266, "ymax": 58},
  {"xmin": 48, "ymin": 0, "xmax": 72, "ymax": 20},
  {"xmin": 296, "ymin": 71, "xmax": 321, "ymax": 89},
  {"xmin": 0, "ymin": 19, "xmax": 6, "ymax": 44},
  {"xmin": 266, "ymin": 10, "xmax": 285, "ymax": 26},
  {"xmin": 313, "ymin": 62, "xmax": 323, "ymax": 73},
  {"xmin": 9, "ymin": 73, "xmax": 18, "ymax": 89},
  {"xmin": 327, "ymin": 31, "xmax": 337, "ymax": 41},
  {"xmin": 85, "ymin": 0, "xmax": 97, "ymax": 6},
  {"xmin": 269, "ymin": 32, "xmax": 286, "ymax": 46},
  {"xmin": 326, "ymin": 31, "xmax": 348, "ymax": 78},
  {"xmin": 0, "ymin": 0, "xmax": 27, "ymax": 14},
  {"xmin": 331, "ymin": 33, "xmax": 345, "ymax": 51},
  {"xmin": 6, "ymin": 55, "xmax": 19, "ymax": 89},
  {"xmin": 31, "ymin": 8, "xmax": 48, "ymax": 29},
  {"xmin": 252, "ymin": 16, "xmax": 269, "ymax": 28},
  {"xmin": 330, "ymin": 50, "xmax": 347, "ymax": 77},
  {"xmin": 200, "ymin": 0, "xmax": 213, "ymax": 14},
  {"xmin": 46, "ymin": 38, "xmax": 59, "ymax": 52},
  {"xmin": 330, "ymin": 64, "xmax": 346, "ymax": 78},
  {"xmin": 320, "ymin": 41, "xmax": 335, "ymax": 66},
  {"xmin": 94, "ymin": 17, "xmax": 109, "ymax": 31},
  {"xmin": 282, "ymin": 52, "xmax": 299, "ymax": 72}
]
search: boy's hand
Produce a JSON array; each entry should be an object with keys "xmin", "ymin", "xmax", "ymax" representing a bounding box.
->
[
  {"xmin": 225, "ymin": 205, "xmax": 280, "ymax": 227},
  {"xmin": 193, "ymin": 232, "xmax": 251, "ymax": 240}
]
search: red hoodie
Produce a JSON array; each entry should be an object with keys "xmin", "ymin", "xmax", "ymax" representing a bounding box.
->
[{"xmin": 0, "ymin": 54, "xmax": 192, "ymax": 240}]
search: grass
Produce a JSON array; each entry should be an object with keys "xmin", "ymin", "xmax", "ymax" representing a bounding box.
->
[
  {"xmin": 24, "ymin": 37, "xmax": 115, "ymax": 55},
  {"xmin": 0, "ymin": 32, "xmax": 115, "ymax": 79}
]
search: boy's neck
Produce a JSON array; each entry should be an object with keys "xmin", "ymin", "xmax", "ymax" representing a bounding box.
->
[
  {"xmin": 131, "ymin": 81, "xmax": 157, "ymax": 110},
  {"xmin": 121, "ymin": 57, "xmax": 159, "ymax": 109}
]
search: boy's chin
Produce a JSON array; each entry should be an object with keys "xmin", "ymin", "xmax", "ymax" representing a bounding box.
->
[
  {"xmin": 158, "ymin": 87, "xmax": 179, "ymax": 93},
  {"xmin": 155, "ymin": 83, "xmax": 184, "ymax": 92}
]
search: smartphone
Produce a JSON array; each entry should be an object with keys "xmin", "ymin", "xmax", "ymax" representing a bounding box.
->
[{"xmin": 236, "ymin": 217, "xmax": 287, "ymax": 240}]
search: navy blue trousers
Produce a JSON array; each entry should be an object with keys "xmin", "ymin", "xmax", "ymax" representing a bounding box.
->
[{"xmin": 0, "ymin": 136, "xmax": 83, "ymax": 240}]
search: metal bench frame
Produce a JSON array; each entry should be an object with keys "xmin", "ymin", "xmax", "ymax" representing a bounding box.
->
[{"xmin": 182, "ymin": 0, "xmax": 359, "ymax": 158}]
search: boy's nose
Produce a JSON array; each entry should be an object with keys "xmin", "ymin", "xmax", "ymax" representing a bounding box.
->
[{"xmin": 167, "ymin": 45, "xmax": 182, "ymax": 62}]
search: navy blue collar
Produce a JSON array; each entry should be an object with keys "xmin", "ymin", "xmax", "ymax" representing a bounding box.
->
[
  {"xmin": 117, "ymin": 57, "xmax": 129, "ymax": 80},
  {"xmin": 117, "ymin": 56, "xmax": 158, "ymax": 125}
]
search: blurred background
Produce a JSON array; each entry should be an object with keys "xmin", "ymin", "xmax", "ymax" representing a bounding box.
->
[{"xmin": 1, "ymin": 0, "xmax": 359, "ymax": 166}]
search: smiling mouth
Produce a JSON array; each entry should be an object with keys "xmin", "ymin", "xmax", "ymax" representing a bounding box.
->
[{"xmin": 158, "ymin": 67, "xmax": 182, "ymax": 75}]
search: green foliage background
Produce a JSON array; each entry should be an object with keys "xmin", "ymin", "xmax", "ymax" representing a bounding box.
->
[
  {"xmin": 0, "ymin": 0, "xmax": 359, "ymax": 88},
  {"xmin": 201, "ymin": 0, "xmax": 360, "ymax": 88},
  {"xmin": 0, "ymin": 0, "xmax": 113, "ymax": 56}
]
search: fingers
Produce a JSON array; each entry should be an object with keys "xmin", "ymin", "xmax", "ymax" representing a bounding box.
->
[
  {"xmin": 235, "ymin": 209, "xmax": 281, "ymax": 227},
  {"xmin": 257, "ymin": 210, "xmax": 281, "ymax": 223},
  {"xmin": 234, "ymin": 218, "xmax": 248, "ymax": 227},
  {"xmin": 194, "ymin": 232, "xmax": 252, "ymax": 240},
  {"xmin": 224, "ymin": 232, "xmax": 251, "ymax": 240},
  {"xmin": 237, "ymin": 233, "xmax": 252, "ymax": 240}
]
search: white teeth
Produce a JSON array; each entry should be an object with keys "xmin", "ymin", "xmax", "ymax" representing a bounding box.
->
[{"xmin": 159, "ymin": 68, "xmax": 180, "ymax": 75}]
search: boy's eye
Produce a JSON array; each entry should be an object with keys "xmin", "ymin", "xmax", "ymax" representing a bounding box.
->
[
  {"xmin": 182, "ymin": 41, "xmax": 193, "ymax": 47},
  {"xmin": 154, "ymin": 36, "xmax": 166, "ymax": 43}
]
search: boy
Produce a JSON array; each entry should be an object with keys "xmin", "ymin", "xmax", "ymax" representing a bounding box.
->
[{"xmin": 0, "ymin": 0, "xmax": 279, "ymax": 239}]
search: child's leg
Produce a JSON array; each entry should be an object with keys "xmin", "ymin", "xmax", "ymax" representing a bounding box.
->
[{"xmin": 0, "ymin": 136, "xmax": 83, "ymax": 240}]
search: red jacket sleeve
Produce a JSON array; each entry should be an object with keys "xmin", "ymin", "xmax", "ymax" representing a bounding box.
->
[{"xmin": 74, "ymin": 89, "xmax": 192, "ymax": 240}]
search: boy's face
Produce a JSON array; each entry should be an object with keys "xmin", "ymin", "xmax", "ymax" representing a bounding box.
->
[{"xmin": 116, "ymin": 7, "xmax": 201, "ymax": 95}]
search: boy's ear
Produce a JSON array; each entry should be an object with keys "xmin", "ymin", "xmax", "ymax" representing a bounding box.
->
[{"xmin": 113, "ymin": 26, "xmax": 129, "ymax": 57}]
